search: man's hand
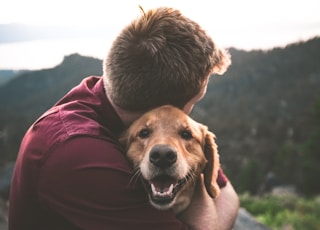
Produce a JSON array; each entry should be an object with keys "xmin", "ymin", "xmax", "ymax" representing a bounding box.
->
[
  {"xmin": 178, "ymin": 175, "xmax": 239, "ymax": 230},
  {"xmin": 178, "ymin": 175, "xmax": 219, "ymax": 230},
  {"xmin": 214, "ymin": 182, "xmax": 239, "ymax": 230}
]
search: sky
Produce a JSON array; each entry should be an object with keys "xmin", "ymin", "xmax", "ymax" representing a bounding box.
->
[{"xmin": 1, "ymin": 0, "xmax": 320, "ymax": 69}]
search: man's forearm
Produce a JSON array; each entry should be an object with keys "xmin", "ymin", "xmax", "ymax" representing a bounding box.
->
[
  {"xmin": 178, "ymin": 176, "xmax": 219, "ymax": 230},
  {"xmin": 179, "ymin": 179, "xmax": 239, "ymax": 230},
  {"xmin": 214, "ymin": 182, "xmax": 239, "ymax": 230}
]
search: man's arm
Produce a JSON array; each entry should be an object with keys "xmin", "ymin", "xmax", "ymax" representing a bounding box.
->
[
  {"xmin": 215, "ymin": 182, "xmax": 239, "ymax": 230},
  {"xmin": 38, "ymin": 137, "xmax": 189, "ymax": 230},
  {"xmin": 178, "ymin": 176, "xmax": 239, "ymax": 230}
]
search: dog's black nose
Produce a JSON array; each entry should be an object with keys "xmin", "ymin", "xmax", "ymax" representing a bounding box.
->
[{"xmin": 149, "ymin": 145, "xmax": 177, "ymax": 168}]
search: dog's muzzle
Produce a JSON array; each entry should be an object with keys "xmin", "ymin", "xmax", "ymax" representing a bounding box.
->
[{"xmin": 141, "ymin": 144, "xmax": 188, "ymax": 208}]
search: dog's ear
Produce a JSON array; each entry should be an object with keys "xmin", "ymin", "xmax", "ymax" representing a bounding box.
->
[{"xmin": 203, "ymin": 131, "xmax": 221, "ymax": 198}]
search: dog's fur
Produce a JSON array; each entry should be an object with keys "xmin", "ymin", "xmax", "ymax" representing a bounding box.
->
[{"xmin": 120, "ymin": 105, "xmax": 220, "ymax": 213}]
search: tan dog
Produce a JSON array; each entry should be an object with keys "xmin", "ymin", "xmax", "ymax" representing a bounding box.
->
[{"xmin": 120, "ymin": 105, "xmax": 220, "ymax": 214}]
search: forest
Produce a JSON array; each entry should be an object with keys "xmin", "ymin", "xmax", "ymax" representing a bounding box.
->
[{"xmin": 0, "ymin": 37, "xmax": 320, "ymax": 197}]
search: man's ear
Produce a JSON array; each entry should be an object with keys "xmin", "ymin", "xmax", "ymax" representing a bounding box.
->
[
  {"xmin": 203, "ymin": 131, "xmax": 221, "ymax": 198},
  {"xmin": 212, "ymin": 48, "xmax": 231, "ymax": 75}
]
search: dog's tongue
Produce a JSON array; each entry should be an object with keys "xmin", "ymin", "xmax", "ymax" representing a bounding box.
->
[{"xmin": 150, "ymin": 176, "xmax": 177, "ymax": 196}]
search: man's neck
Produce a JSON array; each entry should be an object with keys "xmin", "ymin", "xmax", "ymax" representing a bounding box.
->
[{"xmin": 106, "ymin": 93, "xmax": 144, "ymax": 127}]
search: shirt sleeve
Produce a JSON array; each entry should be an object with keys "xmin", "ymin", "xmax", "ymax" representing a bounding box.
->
[
  {"xmin": 37, "ymin": 136, "xmax": 189, "ymax": 230},
  {"xmin": 217, "ymin": 168, "xmax": 228, "ymax": 188}
]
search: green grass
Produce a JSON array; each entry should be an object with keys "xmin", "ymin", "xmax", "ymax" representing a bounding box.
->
[{"xmin": 240, "ymin": 193, "xmax": 320, "ymax": 230}]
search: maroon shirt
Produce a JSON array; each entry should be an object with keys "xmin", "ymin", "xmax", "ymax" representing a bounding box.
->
[{"xmin": 9, "ymin": 76, "xmax": 227, "ymax": 230}]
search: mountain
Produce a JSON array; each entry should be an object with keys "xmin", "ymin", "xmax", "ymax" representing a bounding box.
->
[
  {"xmin": 1, "ymin": 37, "xmax": 320, "ymax": 195},
  {"xmin": 0, "ymin": 70, "xmax": 28, "ymax": 85},
  {"xmin": 0, "ymin": 53, "xmax": 102, "ymax": 115}
]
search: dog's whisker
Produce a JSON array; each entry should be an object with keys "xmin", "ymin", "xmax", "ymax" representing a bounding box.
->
[
  {"xmin": 130, "ymin": 174, "xmax": 140, "ymax": 186},
  {"xmin": 187, "ymin": 169, "xmax": 197, "ymax": 186},
  {"xmin": 129, "ymin": 167, "xmax": 142, "ymax": 186}
]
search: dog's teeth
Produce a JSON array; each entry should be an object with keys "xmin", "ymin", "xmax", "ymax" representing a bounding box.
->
[
  {"xmin": 168, "ymin": 184, "xmax": 174, "ymax": 194},
  {"xmin": 151, "ymin": 184, "xmax": 157, "ymax": 195},
  {"xmin": 151, "ymin": 183, "xmax": 174, "ymax": 197}
]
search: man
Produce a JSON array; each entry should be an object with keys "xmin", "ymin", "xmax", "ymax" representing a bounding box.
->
[{"xmin": 9, "ymin": 7, "xmax": 239, "ymax": 229}]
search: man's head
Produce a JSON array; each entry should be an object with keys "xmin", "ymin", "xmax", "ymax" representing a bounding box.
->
[{"xmin": 103, "ymin": 7, "xmax": 230, "ymax": 112}]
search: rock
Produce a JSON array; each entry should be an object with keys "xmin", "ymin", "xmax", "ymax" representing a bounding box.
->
[{"xmin": 234, "ymin": 207, "xmax": 271, "ymax": 230}]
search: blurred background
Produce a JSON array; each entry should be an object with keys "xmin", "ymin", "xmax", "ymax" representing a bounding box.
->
[{"xmin": 0, "ymin": 0, "xmax": 320, "ymax": 229}]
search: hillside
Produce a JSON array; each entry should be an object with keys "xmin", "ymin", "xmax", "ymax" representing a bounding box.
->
[
  {"xmin": 1, "ymin": 37, "xmax": 320, "ymax": 195},
  {"xmin": 191, "ymin": 37, "xmax": 320, "ymax": 194},
  {"xmin": 0, "ymin": 70, "xmax": 28, "ymax": 86}
]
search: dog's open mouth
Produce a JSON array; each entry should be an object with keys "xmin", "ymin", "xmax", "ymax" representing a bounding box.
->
[{"xmin": 143, "ymin": 175, "xmax": 187, "ymax": 206}]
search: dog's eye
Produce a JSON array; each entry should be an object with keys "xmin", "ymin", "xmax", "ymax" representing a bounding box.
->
[
  {"xmin": 180, "ymin": 130, "xmax": 193, "ymax": 140},
  {"xmin": 138, "ymin": 128, "xmax": 151, "ymax": 139}
]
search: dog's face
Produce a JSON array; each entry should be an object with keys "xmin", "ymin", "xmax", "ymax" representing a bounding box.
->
[{"xmin": 120, "ymin": 105, "xmax": 220, "ymax": 213}]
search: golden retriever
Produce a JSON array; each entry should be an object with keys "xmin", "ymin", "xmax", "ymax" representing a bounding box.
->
[{"xmin": 120, "ymin": 105, "xmax": 220, "ymax": 214}]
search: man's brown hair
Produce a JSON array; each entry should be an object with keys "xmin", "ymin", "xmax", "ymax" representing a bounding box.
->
[{"xmin": 103, "ymin": 7, "xmax": 230, "ymax": 111}]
